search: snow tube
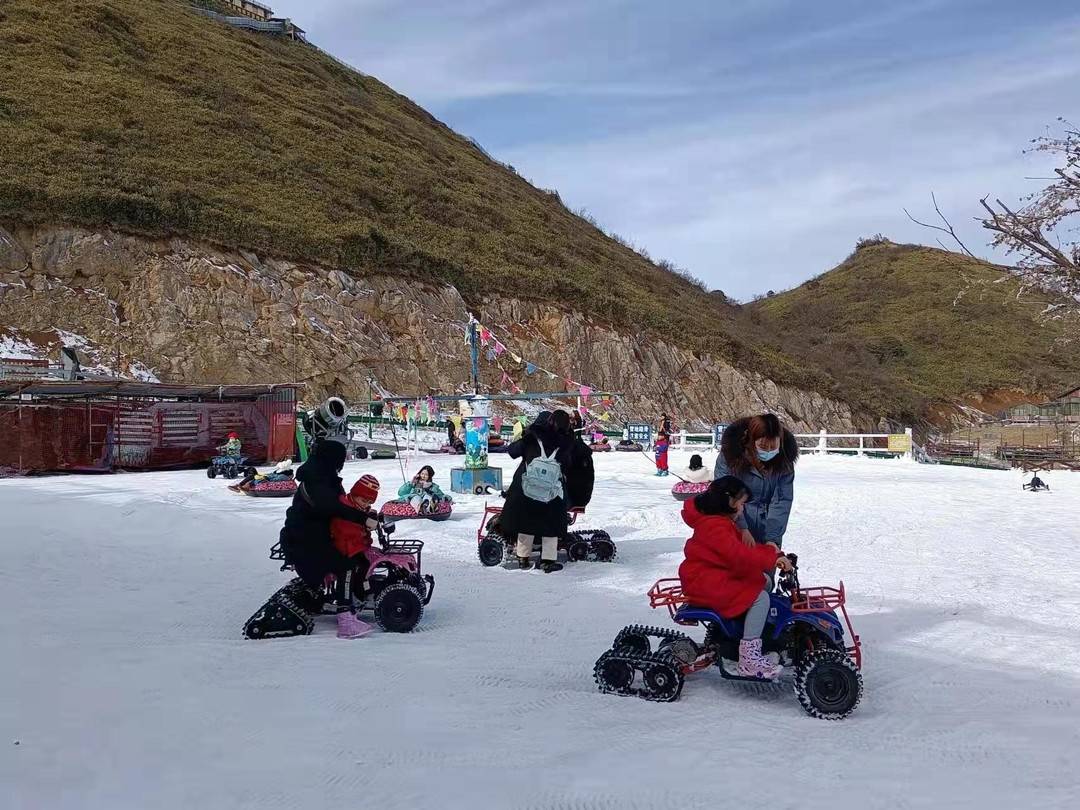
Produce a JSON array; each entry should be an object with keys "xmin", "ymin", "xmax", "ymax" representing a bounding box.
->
[
  {"xmin": 370, "ymin": 449, "xmax": 397, "ymax": 460},
  {"xmin": 589, "ymin": 443, "xmax": 612, "ymax": 452},
  {"xmin": 615, "ymin": 442, "xmax": 643, "ymax": 452},
  {"xmin": 671, "ymin": 481, "xmax": 710, "ymax": 501},
  {"xmin": 240, "ymin": 479, "xmax": 298, "ymax": 498},
  {"xmin": 381, "ymin": 499, "xmax": 453, "ymax": 521},
  {"xmin": 432, "ymin": 444, "xmax": 465, "ymax": 455}
]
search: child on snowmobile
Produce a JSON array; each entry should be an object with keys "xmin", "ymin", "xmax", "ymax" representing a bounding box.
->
[
  {"xmin": 396, "ymin": 465, "xmax": 451, "ymax": 514},
  {"xmin": 683, "ymin": 454, "xmax": 712, "ymax": 483},
  {"xmin": 654, "ymin": 432, "xmax": 670, "ymax": 476},
  {"xmin": 678, "ymin": 476, "xmax": 793, "ymax": 680},
  {"xmin": 328, "ymin": 474, "xmax": 383, "ymax": 638}
]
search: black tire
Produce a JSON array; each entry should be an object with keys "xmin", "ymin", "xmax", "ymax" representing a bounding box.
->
[
  {"xmin": 356, "ymin": 447, "xmax": 369, "ymax": 460},
  {"xmin": 566, "ymin": 539, "xmax": 590, "ymax": 561},
  {"xmin": 597, "ymin": 654, "xmax": 635, "ymax": 690},
  {"xmin": 207, "ymin": 467, "xmax": 216, "ymax": 479},
  {"xmin": 473, "ymin": 485, "xmax": 485, "ymax": 495},
  {"xmin": 643, "ymin": 664, "xmax": 682, "ymax": 700},
  {"xmin": 478, "ymin": 536, "xmax": 505, "ymax": 567},
  {"xmin": 590, "ymin": 539, "xmax": 617, "ymax": 562},
  {"xmin": 374, "ymin": 583, "xmax": 425, "ymax": 632},
  {"xmin": 794, "ymin": 648, "xmax": 862, "ymax": 720},
  {"xmin": 614, "ymin": 631, "xmax": 651, "ymax": 656}
]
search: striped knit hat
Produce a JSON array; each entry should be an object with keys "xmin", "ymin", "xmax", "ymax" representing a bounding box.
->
[{"xmin": 349, "ymin": 474, "xmax": 380, "ymax": 503}]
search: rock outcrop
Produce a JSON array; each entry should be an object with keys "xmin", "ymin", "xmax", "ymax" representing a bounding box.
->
[{"xmin": 0, "ymin": 223, "xmax": 860, "ymax": 431}]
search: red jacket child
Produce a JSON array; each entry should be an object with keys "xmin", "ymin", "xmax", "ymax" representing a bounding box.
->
[
  {"xmin": 678, "ymin": 496, "xmax": 780, "ymax": 618},
  {"xmin": 331, "ymin": 475, "xmax": 381, "ymax": 558}
]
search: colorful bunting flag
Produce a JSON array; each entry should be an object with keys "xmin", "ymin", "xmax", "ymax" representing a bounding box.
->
[{"xmin": 525, "ymin": 362, "xmax": 536, "ymax": 375}]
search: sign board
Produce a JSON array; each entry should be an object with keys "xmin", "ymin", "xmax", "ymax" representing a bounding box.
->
[
  {"xmin": 887, "ymin": 433, "xmax": 912, "ymax": 453},
  {"xmin": 628, "ymin": 422, "xmax": 652, "ymax": 444},
  {"xmin": 713, "ymin": 423, "xmax": 730, "ymax": 447}
]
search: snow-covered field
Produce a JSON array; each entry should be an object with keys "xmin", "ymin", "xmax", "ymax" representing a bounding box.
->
[{"xmin": 2, "ymin": 452, "xmax": 1078, "ymax": 809}]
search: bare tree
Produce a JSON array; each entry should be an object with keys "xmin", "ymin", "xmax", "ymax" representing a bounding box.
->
[{"xmin": 980, "ymin": 120, "xmax": 1080, "ymax": 305}]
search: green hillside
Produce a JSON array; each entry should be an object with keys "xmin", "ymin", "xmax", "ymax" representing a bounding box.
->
[
  {"xmin": 748, "ymin": 240, "xmax": 1080, "ymax": 421},
  {"xmin": 0, "ymin": 0, "xmax": 776, "ymax": 375}
]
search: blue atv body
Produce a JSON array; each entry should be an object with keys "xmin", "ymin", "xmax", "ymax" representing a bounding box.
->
[{"xmin": 207, "ymin": 454, "xmax": 251, "ymax": 480}]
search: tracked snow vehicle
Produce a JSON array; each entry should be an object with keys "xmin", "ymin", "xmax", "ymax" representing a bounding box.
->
[
  {"xmin": 476, "ymin": 504, "xmax": 616, "ymax": 566},
  {"xmin": 594, "ymin": 554, "xmax": 863, "ymax": 719}
]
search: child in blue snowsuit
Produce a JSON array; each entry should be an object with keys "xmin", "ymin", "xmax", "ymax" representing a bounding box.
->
[{"xmin": 655, "ymin": 432, "xmax": 670, "ymax": 477}]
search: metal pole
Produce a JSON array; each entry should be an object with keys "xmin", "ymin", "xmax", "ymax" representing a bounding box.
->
[{"xmin": 469, "ymin": 320, "xmax": 479, "ymax": 395}]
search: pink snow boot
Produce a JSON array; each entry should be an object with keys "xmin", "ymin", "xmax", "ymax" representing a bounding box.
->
[
  {"xmin": 336, "ymin": 611, "xmax": 374, "ymax": 639},
  {"xmin": 738, "ymin": 638, "xmax": 782, "ymax": 680}
]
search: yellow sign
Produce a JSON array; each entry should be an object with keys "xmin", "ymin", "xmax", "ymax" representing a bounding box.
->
[{"xmin": 888, "ymin": 433, "xmax": 912, "ymax": 453}]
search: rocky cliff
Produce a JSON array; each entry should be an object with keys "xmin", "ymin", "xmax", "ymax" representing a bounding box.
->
[{"xmin": 0, "ymin": 223, "xmax": 858, "ymax": 431}]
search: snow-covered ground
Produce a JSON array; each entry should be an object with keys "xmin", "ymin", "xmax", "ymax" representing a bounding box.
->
[{"xmin": 2, "ymin": 452, "xmax": 1078, "ymax": 809}]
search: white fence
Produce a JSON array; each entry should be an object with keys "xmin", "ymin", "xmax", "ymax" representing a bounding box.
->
[{"xmin": 667, "ymin": 428, "xmax": 914, "ymax": 460}]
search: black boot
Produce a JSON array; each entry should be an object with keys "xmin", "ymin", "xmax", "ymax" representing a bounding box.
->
[
  {"xmin": 516, "ymin": 556, "xmax": 533, "ymax": 570},
  {"xmin": 539, "ymin": 560, "xmax": 563, "ymax": 573}
]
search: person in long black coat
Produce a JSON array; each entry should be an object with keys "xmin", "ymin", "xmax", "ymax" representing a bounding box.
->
[
  {"xmin": 500, "ymin": 409, "xmax": 588, "ymax": 572},
  {"xmin": 280, "ymin": 440, "xmax": 373, "ymax": 590}
]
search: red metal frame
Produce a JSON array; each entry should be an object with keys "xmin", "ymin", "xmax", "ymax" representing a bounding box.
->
[{"xmin": 646, "ymin": 577, "xmax": 862, "ymax": 669}]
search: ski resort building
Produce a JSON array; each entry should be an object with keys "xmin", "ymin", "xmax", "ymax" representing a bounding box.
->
[{"xmin": 0, "ymin": 377, "xmax": 298, "ymax": 475}]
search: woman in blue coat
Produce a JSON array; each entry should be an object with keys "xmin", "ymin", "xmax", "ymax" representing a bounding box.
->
[{"xmin": 713, "ymin": 414, "xmax": 799, "ymax": 548}]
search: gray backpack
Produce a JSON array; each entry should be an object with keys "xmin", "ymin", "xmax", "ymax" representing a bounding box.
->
[{"xmin": 521, "ymin": 438, "xmax": 564, "ymax": 503}]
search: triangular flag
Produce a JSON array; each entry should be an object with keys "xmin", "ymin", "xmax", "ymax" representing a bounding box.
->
[
  {"xmin": 487, "ymin": 348, "xmax": 496, "ymax": 361},
  {"xmin": 600, "ymin": 412, "xmax": 611, "ymax": 422},
  {"xmin": 493, "ymin": 341, "xmax": 505, "ymax": 357},
  {"xmin": 547, "ymin": 371, "xmax": 557, "ymax": 380},
  {"xmin": 480, "ymin": 327, "xmax": 491, "ymax": 344},
  {"xmin": 510, "ymin": 353, "xmax": 521, "ymax": 364},
  {"xmin": 493, "ymin": 416, "xmax": 503, "ymax": 433},
  {"xmin": 525, "ymin": 362, "xmax": 536, "ymax": 375},
  {"xmin": 580, "ymin": 385, "xmax": 593, "ymax": 402}
]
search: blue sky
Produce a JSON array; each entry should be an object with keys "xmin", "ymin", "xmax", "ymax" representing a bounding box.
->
[{"xmin": 274, "ymin": 0, "xmax": 1080, "ymax": 300}]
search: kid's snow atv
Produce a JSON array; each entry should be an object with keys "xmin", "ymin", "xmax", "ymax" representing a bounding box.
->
[
  {"xmin": 593, "ymin": 554, "xmax": 863, "ymax": 719},
  {"xmin": 476, "ymin": 504, "xmax": 616, "ymax": 566},
  {"xmin": 207, "ymin": 455, "xmax": 252, "ymax": 480},
  {"xmin": 243, "ymin": 519, "xmax": 435, "ymax": 639}
]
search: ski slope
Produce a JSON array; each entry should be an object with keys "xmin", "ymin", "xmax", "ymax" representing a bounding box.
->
[{"xmin": 2, "ymin": 452, "xmax": 1078, "ymax": 809}]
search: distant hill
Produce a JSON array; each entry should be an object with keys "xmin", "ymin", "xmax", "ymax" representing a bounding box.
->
[
  {"xmin": 747, "ymin": 240, "xmax": 1080, "ymax": 424},
  {"xmin": 0, "ymin": 0, "xmax": 793, "ymax": 384}
]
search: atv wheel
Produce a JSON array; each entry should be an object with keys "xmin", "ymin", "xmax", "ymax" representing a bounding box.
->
[
  {"xmin": 794, "ymin": 648, "xmax": 862, "ymax": 720},
  {"xmin": 643, "ymin": 664, "xmax": 680, "ymax": 698},
  {"xmin": 597, "ymin": 653, "xmax": 635, "ymax": 690},
  {"xmin": 613, "ymin": 631, "xmax": 651, "ymax": 656},
  {"xmin": 566, "ymin": 539, "xmax": 590, "ymax": 561},
  {"xmin": 355, "ymin": 446, "xmax": 369, "ymax": 460},
  {"xmin": 207, "ymin": 467, "xmax": 217, "ymax": 479},
  {"xmin": 478, "ymin": 536, "xmax": 505, "ymax": 567},
  {"xmin": 374, "ymin": 582, "xmax": 424, "ymax": 632}
]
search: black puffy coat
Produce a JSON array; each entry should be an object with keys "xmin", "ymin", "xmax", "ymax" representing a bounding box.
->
[
  {"xmin": 565, "ymin": 437, "xmax": 595, "ymax": 510},
  {"xmin": 281, "ymin": 441, "xmax": 371, "ymax": 586},
  {"xmin": 499, "ymin": 423, "xmax": 576, "ymax": 539}
]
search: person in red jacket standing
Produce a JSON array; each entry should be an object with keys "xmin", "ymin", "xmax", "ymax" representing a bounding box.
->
[{"xmin": 679, "ymin": 476, "xmax": 793, "ymax": 679}]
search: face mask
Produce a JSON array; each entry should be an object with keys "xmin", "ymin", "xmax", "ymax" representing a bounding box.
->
[{"xmin": 757, "ymin": 447, "xmax": 779, "ymax": 462}]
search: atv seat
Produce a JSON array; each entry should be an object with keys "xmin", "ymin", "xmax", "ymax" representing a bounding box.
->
[{"xmin": 674, "ymin": 605, "xmax": 742, "ymax": 637}]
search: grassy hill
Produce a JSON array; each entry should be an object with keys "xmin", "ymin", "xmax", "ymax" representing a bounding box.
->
[
  {"xmin": 747, "ymin": 240, "xmax": 1080, "ymax": 422},
  {"xmin": 0, "ymin": 0, "xmax": 778, "ymax": 377}
]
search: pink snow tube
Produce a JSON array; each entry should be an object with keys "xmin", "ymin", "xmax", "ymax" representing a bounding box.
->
[
  {"xmin": 381, "ymin": 499, "xmax": 454, "ymax": 521},
  {"xmin": 239, "ymin": 479, "xmax": 298, "ymax": 498},
  {"xmin": 670, "ymin": 481, "xmax": 710, "ymax": 501}
]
